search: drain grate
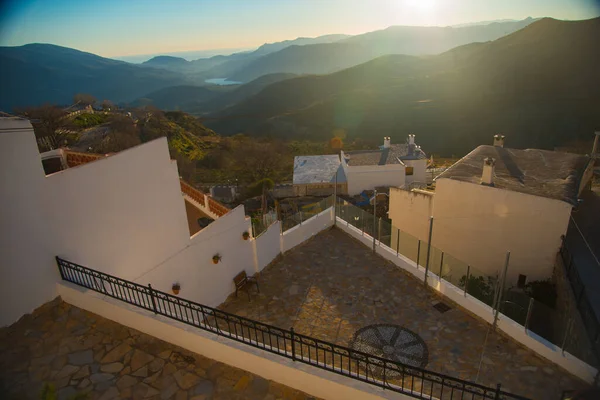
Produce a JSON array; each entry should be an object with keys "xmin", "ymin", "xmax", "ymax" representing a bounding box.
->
[{"xmin": 433, "ymin": 302, "xmax": 452, "ymax": 313}]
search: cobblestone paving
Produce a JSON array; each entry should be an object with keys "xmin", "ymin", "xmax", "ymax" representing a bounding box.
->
[
  {"xmin": 0, "ymin": 298, "xmax": 319, "ymax": 400},
  {"xmin": 219, "ymin": 228, "xmax": 589, "ymax": 400}
]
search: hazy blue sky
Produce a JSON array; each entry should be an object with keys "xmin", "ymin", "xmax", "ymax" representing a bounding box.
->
[{"xmin": 1, "ymin": 0, "xmax": 599, "ymax": 58}]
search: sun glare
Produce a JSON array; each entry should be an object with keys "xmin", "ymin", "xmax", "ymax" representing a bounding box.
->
[{"xmin": 405, "ymin": 0, "xmax": 438, "ymax": 12}]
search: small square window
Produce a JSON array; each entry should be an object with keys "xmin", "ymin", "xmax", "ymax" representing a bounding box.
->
[
  {"xmin": 406, "ymin": 166, "xmax": 414, "ymax": 176},
  {"xmin": 517, "ymin": 274, "xmax": 527, "ymax": 288}
]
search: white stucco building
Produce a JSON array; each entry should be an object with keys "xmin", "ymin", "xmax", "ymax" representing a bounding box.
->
[
  {"xmin": 0, "ymin": 117, "xmax": 257, "ymax": 327},
  {"xmin": 388, "ymin": 135, "xmax": 595, "ymax": 284},
  {"xmin": 292, "ymin": 136, "xmax": 428, "ymax": 197},
  {"xmin": 341, "ymin": 135, "xmax": 428, "ymax": 195}
]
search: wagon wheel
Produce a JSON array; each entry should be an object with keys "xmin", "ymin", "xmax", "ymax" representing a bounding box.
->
[{"xmin": 350, "ymin": 324, "xmax": 428, "ymax": 379}]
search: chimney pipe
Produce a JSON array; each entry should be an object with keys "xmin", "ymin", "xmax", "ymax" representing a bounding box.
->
[
  {"xmin": 493, "ymin": 134, "xmax": 505, "ymax": 148},
  {"xmin": 481, "ymin": 157, "xmax": 496, "ymax": 186},
  {"xmin": 592, "ymin": 131, "xmax": 600, "ymax": 158},
  {"xmin": 408, "ymin": 134, "xmax": 415, "ymax": 145},
  {"xmin": 383, "ymin": 137, "xmax": 391, "ymax": 149}
]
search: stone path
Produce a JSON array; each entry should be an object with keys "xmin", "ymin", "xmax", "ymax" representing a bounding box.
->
[
  {"xmin": 0, "ymin": 298, "xmax": 319, "ymax": 400},
  {"xmin": 219, "ymin": 228, "xmax": 589, "ymax": 400}
]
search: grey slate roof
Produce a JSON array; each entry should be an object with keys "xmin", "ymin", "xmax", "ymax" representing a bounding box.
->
[
  {"xmin": 293, "ymin": 155, "xmax": 346, "ymax": 185},
  {"xmin": 435, "ymin": 145, "xmax": 591, "ymax": 205},
  {"xmin": 345, "ymin": 144, "xmax": 427, "ymax": 166}
]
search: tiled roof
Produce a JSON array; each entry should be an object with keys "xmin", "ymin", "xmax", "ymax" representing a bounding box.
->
[
  {"xmin": 345, "ymin": 144, "xmax": 426, "ymax": 166},
  {"xmin": 293, "ymin": 155, "xmax": 346, "ymax": 185},
  {"xmin": 435, "ymin": 145, "xmax": 591, "ymax": 205}
]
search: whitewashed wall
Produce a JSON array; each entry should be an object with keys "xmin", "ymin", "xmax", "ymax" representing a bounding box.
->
[
  {"xmin": 340, "ymin": 151, "xmax": 406, "ymax": 195},
  {"xmin": 433, "ymin": 179, "xmax": 572, "ymax": 282},
  {"xmin": 0, "ymin": 119, "xmax": 57, "ymax": 326},
  {"xmin": 403, "ymin": 159, "xmax": 427, "ymax": 186},
  {"xmin": 139, "ymin": 206, "xmax": 254, "ymax": 307},
  {"xmin": 282, "ymin": 209, "xmax": 334, "ymax": 253},
  {"xmin": 47, "ymin": 138, "xmax": 191, "ymax": 281},
  {"xmin": 254, "ymin": 221, "xmax": 282, "ymax": 273}
]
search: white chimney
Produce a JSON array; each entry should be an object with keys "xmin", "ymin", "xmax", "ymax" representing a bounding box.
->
[
  {"xmin": 383, "ymin": 136, "xmax": 391, "ymax": 148},
  {"xmin": 493, "ymin": 134, "xmax": 505, "ymax": 147},
  {"xmin": 408, "ymin": 134, "xmax": 415, "ymax": 145},
  {"xmin": 592, "ymin": 131, "xmax": 600, "ymax": 158},
  {"xmin": 481, "ymin": 157, "xmax": 496, "ymax": 186}
]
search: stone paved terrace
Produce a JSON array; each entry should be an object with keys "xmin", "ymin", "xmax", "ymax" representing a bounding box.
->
[
  {"xmin": 0, "ymin": 298, "xmax": 319, "ymax": 400},
  {"xmin": 219, "ymin": 228, "xmax": 589, "ymax": 400}
]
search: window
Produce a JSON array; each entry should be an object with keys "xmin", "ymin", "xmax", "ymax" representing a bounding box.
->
[
  {"xmin": 517, "ymin": 274, "xmax": 527, "ymax": 288},
  {"xmin": 406, "ymin": 166, "xmax": 414, "ymax": 176}
]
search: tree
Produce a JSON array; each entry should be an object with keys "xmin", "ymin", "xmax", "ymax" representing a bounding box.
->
[
  {"xmin": 101, "ymin": 100, "xmax": 115, "ymax": 111},
  {"xmin": 15, "ymin": 104, "xmax": 72, "ymax": 150},
  {"xmin": 73, "ymin": 93, "xmax": 97, "ymax": 107},
  {"xmin": 94, "ymin": 115, "xmax": 140, "ymax": 153},
  {"xmin": 229, "ymin": 138, "xmax": 288, "ymax": 183}
]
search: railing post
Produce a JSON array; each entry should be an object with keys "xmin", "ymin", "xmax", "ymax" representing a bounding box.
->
[
  {"xmin": 561, "ymin": 318, "xmax": 573, "ymax": 354},
  {"xmin": 396, "ymin": 228, "xmax": 400, "ymax": 256},
  {"xmin": 464, "ymin": 265, "xmax": 470, "ymax": 297},
  {"xmin": 493, "ymin": 252, "xmax": 510, "ymax": 329},
  {"xmin": 361, "ymin": 210, "xmax": 365, "ymax": 235},
  {"xmin": 148, "ymin": 284, "xmax": 158, "ymax": 314},
  {"xmin": 378, "ymin": 218, "xmax": 382, "ymax": 248},
  {"xmin": 299, "ymin": 211, "xmax": 303, "ymax": 225},
  {"xmin": 439, "ymin": 252, "xmax": 444, "ymax": 279},
  {"xmin": 524, "ymin": 297, "xmax": 534, "ymax": 331},
  {"xmin": 494, "ymin": 383, "xmax": 501, "ymax": 400},
  {"xmin": 56, "ymin": 256, "xmax": 65, "ymax": 280},
  {"xmin": 290, "ymin": 327, "xmax": 296, "ymax": 361},
  {"xmin": 424, "ymin": 216, "xmax": 434, "ymax": 286},
  {"xmin": 417, "ymin": 240, "xmax": 421, "ymax": 267}
]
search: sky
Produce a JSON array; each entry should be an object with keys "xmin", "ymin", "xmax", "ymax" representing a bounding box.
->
[{"xmin": 1, "ymin": 0, "xmax": 599, "ymax": 59}]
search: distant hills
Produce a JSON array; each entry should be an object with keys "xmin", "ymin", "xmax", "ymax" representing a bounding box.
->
[
  {"xmin": 204, "ymin": 17, "xmax": 600, "ymax": 156},
  {"xmin": 0, "ymin": 44, "xmax": 190, "ymax": 110},
  {"xmin": 132, "ymin": 73, "xmax": 296, "ymax": 113},
  {"xmin": 221, "ymin": 19, "xmax": 536, "ymax": 82},
  {"xmin": 0, "ymin": 19, "xmax": 536, "ymax": 112}
]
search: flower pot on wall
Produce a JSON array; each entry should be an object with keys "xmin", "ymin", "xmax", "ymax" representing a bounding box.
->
[
  {"xmin": 212, "ymin": 254, "xmax": 221, "ymax": 264},
  {"xmin": 172, "ymin": 283, "xmax": 180, "ymax": 295},
  {"xmin": 242, "ymin": 231, "xmax": 250, "ymax": 240}
]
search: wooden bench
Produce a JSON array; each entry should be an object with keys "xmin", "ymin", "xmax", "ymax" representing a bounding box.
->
[{"xmin": 234, "ymin": 271, "xmax": 259, "ymax": 300}]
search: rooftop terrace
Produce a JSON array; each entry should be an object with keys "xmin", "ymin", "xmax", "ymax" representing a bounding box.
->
[
  {"xmin": 219, "ymin": 228, "xmax": 587, "ymax": 399},
  {"xmin": 0, "ymin": 298, "xmax": 318, "ymax": 400}
]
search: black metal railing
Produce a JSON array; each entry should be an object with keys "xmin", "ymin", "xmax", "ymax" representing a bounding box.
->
[
  {"xmin": 560, "ymin": 237, "xmax": 600, "ymax": 361},
  {"xmin": 56, "ymin": 256, "xmax": 530, "ymax": 400}
]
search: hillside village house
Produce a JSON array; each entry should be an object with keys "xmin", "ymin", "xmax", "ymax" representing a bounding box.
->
[
  {"xmin": 293, "ymin": 135, "xmax": 428, "ymax": 196},
  {"xmin": 388, "ymin": 134, "xmax": 596, "ymax": 285}
]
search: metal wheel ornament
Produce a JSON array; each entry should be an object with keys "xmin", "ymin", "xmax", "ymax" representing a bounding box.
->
[{"xmin": 350, "ymin": 324, "xmax": 429, "ymax": 373}]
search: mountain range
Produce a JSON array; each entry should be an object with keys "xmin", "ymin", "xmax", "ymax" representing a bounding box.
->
[
  {"xmin": 204, "ymin": 17, "xmax": 600, "ymax": 156},
  {"xmin": 1, "ymin": 17, "xmax": 598, "ymax": 157},
  {"xmin": 0, "ymin": 19, "xmax": 537, "ymax": 111}
]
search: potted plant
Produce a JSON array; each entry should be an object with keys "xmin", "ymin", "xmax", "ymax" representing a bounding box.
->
[
  {"xmin": 242, "ymin": 231, "xmax": 250, "ymax": 240},
  {"xmin": 172, "ymin": 283, "xmax": 181, "ymax": 295},
  {"xmin": 212, "ymin": 254, "xmax": 222, "ymax": 264}
]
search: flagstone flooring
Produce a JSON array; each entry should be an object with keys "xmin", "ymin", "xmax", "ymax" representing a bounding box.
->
[
  {"xmin": 219, "ymin": 227, "xmax": 589, "ymax": 400},
  {"xmin": 0, "ymin": 298, "xmax": 318, "ymax": 400}
]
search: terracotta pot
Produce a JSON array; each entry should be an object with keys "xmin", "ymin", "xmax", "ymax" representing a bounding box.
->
[
  {"xmin": 212, "ymin": 258, "xmax": 219, "ymax": 264},
  {"xmin": 242, "ymin": 233, "xmax": 249, "ymax": 240},
  {"xmin": 172, "ymin": 286, "xmax": 180, "ymax": 295}
]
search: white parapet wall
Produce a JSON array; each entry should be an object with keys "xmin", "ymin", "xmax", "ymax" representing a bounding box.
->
[
  {"xmin": 281, "ymin": 208, "xmax": 334, "ymax": 253},
  {"xmin": 254, "ymin": 221, "xmax": 282, "ymax": 273},
  {"xmin": 57, "ymin": 281, "xmax": 415, "ymax": 400},
  {"xmin": 336, "ymin": 217, "xmax": 598, "ymax": 384}
]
